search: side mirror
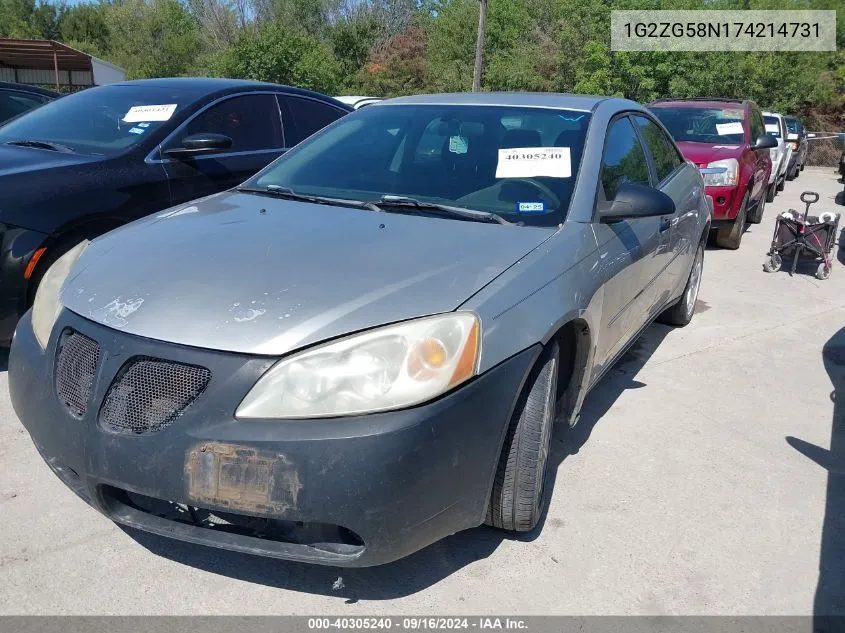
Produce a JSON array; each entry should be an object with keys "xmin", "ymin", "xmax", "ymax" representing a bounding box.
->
[
  {"xmin": 164, "ymin": 133, "xmax": 233, "ymax": 159},
  {"xmin": 600, "ymin": 182, "xmax": 675, "ymax": 223},
  {"xmin": 753, "ymin": 134, "xmax": 778, "ymax": 150}
]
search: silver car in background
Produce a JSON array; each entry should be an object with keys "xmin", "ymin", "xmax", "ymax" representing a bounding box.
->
[
  {"xmin": 9, "ymin": 93, "xmax": 711, "ymax": 567},
  {"xmin": 764, "ymin": 111, "xmax": 793, "ymax": 195}
]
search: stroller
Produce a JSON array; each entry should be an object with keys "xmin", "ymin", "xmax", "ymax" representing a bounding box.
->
[{"xmin": 763, "ymin": 191, "xmax": 840, "ymax": 280}]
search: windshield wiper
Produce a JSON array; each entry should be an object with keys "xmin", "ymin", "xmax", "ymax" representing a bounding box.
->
[
  {"xmin": 237, "ymin": 185, "xmax": 383, "ymax": 213},
  {"xmin": 375, "ymin": 195, "xmax": 511, "ymax": 225},
  {"xmin": 4, "ymin": 139, "xmax": 75, "ymax": 153}
]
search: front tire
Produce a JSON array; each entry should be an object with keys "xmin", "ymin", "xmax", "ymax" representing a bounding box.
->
[
  {"xmin": 486, "ymin": 341, "xmax": 559, "ymax": 532},
  {"xmin": 766, "ymin": 183, "xmax": 776, "ymax": 203},
  {"xmin": 748, "ymin": 189, "xmax": 766, "ymax": 224},
  {"xmin": 658, "ymin": 241, "xmax": 704, "ymax": 327}
]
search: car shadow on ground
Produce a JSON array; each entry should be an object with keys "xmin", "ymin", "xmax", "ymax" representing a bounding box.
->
[
  {"xmin": 0, "ymin": 348, "xmax": 8, "ymax": 372},
  {"xmin": 786, "ymin": 327, "xmax": 845, "ymax": 629},
  {"xmin": 125, "ymin": 323, "xmax": 672, "ymax": 601}
]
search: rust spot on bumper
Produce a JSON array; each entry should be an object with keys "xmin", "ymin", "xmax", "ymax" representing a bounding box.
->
[{"xmin": 185, "ymin": 443, "xmax": 301, "ymax": 515}]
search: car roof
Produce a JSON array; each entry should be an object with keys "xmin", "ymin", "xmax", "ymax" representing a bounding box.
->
[
  {"xmin": 0, "ymin": 81, "xmax": 60, "ymax": 98},
  {"xmin": 763, "ymin": 111, "xmax": 784, "ymax": 118},
  {"xmin": 112, "ymin": 77, "xmax": 351, "ymax": 107},
  {"xmin": 376, "ymin": 92, "xmax": 608, "ymax": 112},
  {"xmin": 650, "ymin": 98, "xmax": 749, "ymax": 110}
]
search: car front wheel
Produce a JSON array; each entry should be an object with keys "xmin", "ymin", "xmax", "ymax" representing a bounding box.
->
[{"xmin": 486, "ymin": 341, "xmax": 559, "ymax": 532}]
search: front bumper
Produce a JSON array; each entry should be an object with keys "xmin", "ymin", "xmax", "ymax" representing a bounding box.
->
[
  {"xmin": 704, "ymin": 185, "xmax": 740, "ymax": 221},
  {"xmin": 10, "ymin": 309, "xmax": 538, "ymax": 567},
  {"xmin": 0, "ymin": 225, "xmax": 49, "ymax": 344}
]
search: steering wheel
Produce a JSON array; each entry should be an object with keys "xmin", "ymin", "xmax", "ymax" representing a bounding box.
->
[{"xmin": 504, "ymin": 178, "xmax": 562, "ymax": 209}]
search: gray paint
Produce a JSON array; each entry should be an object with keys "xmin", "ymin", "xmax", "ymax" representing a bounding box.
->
[
  {"xmin": 61, "ymin": 192, "xmax": 554, "ymax": 356},
  {"xmin": 60, "ymin": 94, "xmax": 710, "ymax": 424}
]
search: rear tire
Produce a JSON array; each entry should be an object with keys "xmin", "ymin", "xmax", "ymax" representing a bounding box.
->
[
  {"xmin": 658, "ymin": 241, "xmax": 704, "ymax": 327},
  {"xmin": 486, "ymin": 341, "xmax": 559, "ymax": 532},
  {"xmin": 777, "ymin": 176, "xmax": 785, "ymax": 192},
  {"xmin": 715, "ymin": 191, "xmax": 748, "ymax": 249}
]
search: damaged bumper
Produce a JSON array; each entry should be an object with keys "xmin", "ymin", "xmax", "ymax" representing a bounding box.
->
[{"xmin": 9, "ymin": 308, "xmax": 537, "ymax": 567}]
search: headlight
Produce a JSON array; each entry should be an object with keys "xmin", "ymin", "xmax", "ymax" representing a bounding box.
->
[
  {"xmin": 701, "ymin": 158, "xmax": 739, "ymax": 187},
  {"xmin": 31, "ymin": 240, "xmax": 89, "ymax": 349},
  {"xmin": 769, "ymin": 147, "xmax": 780, "ymax": 161},
  {"xmin": 236, "ymin": 312, "xmax": 481, "ymax": 419}
]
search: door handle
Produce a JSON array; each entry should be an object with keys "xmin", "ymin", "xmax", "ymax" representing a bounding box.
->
[{"xmin": 659, "ymin": 216, "xmax": 671, "ymax": 232}]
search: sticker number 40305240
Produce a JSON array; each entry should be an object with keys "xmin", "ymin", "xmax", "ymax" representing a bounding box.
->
[{"xmin": 496, "ymin": 147, "xmax": 572, "ymax": 179}]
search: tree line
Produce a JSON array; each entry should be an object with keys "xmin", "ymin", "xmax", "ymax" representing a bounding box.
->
[{"xmin": 1, "ymin": 0, "xmax": 842, "ymax": 126}]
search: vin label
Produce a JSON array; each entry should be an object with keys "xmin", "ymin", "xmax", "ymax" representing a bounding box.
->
[{"xmin": 610, "ymin": 10, "xmax": 837, "ymax": 51}]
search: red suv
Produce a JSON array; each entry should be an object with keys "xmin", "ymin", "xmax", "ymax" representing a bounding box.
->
[{"xmin": 649, "ymin": 99, "xmax": 778, "ymax": 249}]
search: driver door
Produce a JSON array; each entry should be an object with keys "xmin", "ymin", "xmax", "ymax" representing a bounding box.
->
[
  {"xmin": 162, "ymin": 93, "xmax": 286, "ymax": 205},
  {"xmin": 593, "ymin": 115, "xmax": 666, "ymax": 371}
]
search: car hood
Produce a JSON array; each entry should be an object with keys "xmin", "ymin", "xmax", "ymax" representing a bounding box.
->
[
  {"xmin": 62, "ymin": 191, "xmax": 553, "ymax": 356},
  {"xmin": 676, "ymin": 141, "xmax": 745, "ymax": 167},
  {"xmin": 0, "ymin": 144, "xmax": 98, "ymax": 177}
]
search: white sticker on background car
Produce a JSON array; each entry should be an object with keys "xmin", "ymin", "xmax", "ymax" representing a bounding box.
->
[
  {"xmin": 496, "ymin": 147, "xmax": 571, "ymax": 179},
  {"xmin": 765, "ymin": 124, "xmax": 780, "ymax": 134},
  {"xmin": 716, "ymin": 122, "xmax": 744, "ymax": 135},
  {"xmin": 122, "ymin": 104, "xmax": 177, "ymax": 123}
]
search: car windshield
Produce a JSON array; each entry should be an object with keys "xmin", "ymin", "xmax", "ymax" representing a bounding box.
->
[
  {"xmin": 764, "ymin": 116, "xmax": 781, "ymax": 138},
  {"xmin": 0, "ymin": 85, "xmax": 190, "ymax": 156},
  {"xmin": 249, "ymin": 104, "xmax": 591, "ymax": 227},
  {"xmin": 651, "ymin": 106, "xmax": 746, "ymax": 144},
  {"xmin": 785, "ymin": 118, "xmax": 799, "ymax": 134}
]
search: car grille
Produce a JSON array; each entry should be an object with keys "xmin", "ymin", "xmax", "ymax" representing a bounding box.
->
[
  {"xmin": 99, "ymin": 358, "xmax": 211, "ymax": 434},
  {"xmin": 55, "ymin": 330, "xmax": 101, "ymax": 418}
]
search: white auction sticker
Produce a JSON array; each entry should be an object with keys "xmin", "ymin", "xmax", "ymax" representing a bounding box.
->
[
  {"xmin": 123, "ymin": 104, "xmax": 178, "ymax": 123},
  {"xmin": 715, "ymin": 122, "xmax": 743, "ymax": 136},
  {"xmin": 496, "ymin": 147, "xmax": 571, "ymax": 179},
  {"xmin": 765, "ymin": 123, "xmax": 780, "ymax": 134}
]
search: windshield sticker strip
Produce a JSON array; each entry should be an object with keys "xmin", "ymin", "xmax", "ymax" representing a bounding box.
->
[
  {"xmin": 495, "ymin": 147, "xmax": 572, "ymax": 179},
  {"xmin": 123, "ymin": 104, "xmax": 177, "ymax": 123},
  {"xmin": 716, "ymin": 122, "xmax": 743, "ymax": 135}
]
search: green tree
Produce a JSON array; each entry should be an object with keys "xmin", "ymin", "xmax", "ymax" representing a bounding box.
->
[
  {"xmin": 104, "ymin": 0, "xmax": 203, "ymax": 79},
  {"xmin": 210, "ymin": 25, "xmax": 342, "ymax": 94}
]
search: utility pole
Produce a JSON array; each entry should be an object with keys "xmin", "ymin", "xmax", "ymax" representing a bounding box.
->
[{"xmin": 472, "ymin": 0, "xmax": 487, "ymax": 92}]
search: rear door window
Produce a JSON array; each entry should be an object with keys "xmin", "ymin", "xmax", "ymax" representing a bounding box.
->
[{"xmin": 283, "ymin": 96, "xmax": 348, "ymax": 145}]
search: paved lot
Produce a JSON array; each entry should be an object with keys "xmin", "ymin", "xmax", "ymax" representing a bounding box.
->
[{"xmin": 1, "ymin": 168, "xmax": 843, "ymax": 615}]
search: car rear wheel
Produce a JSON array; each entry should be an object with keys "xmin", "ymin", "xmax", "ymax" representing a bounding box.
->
[
  {"xmin": 486, "ymin": 341, "xmax": 558, "ymax": 533},
  {"xmin": 777, "ymin": 176, "xmax": 785, "ymax": 192},
  {"xmin": 715, "ymin": 190, "xmax": 748, "ymax": 249},
  {"xmin": 658, "ymin": 241, "xmax": 704, "ymax": 327}
]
